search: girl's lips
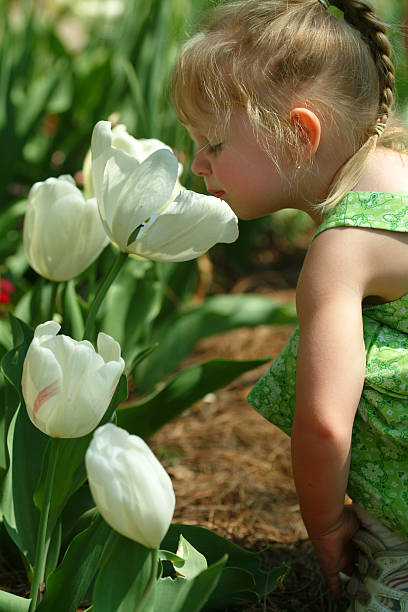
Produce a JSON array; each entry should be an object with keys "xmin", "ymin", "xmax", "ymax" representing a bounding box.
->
[{"xmin": 209, "ymin": 190, "xmax": 225, "ymax": 199}]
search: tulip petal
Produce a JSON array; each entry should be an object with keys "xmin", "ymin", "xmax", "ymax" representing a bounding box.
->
[
  {"xmin": 22, "ymin": 341, "xmax": 63, "ymax": 434},
  {"xmin": 91, "ymin": 121, "xmax": 141, "ymax": 233},
  {"xmin": 51, "ymin": 336, "xmax": 104, "ymax": 397},
  {"xmin": 34, "ymin": 320, "xmax": 61, "ymax": 340},
  {"xmin": 110, "ymin": 149, "xmax": 178, "ymax": 251},
  {"xmin": 121, "ymin": 446, "xmax": 175, "ymax": 548},
  {"xmin": 29, "ymin": 175, "xmax": 76, "ymax": 201},
  {"xmin": 72, "ymin": 361, "xmax": 124, "ymax": 434},
  {"xmin": 42, "ymin": 194, "xmax": 108, "ymax": 280},
  {"xmin": 97, "ymin": 332, "xmax": 123, "ymax": 364},
  {"xmin": 127, "ymin": 190, "xmax": 239, "ymax": 261}
]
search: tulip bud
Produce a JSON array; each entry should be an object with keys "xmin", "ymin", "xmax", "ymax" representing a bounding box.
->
[
  {"xmin": 91, "ymin": 121, "xmax": 238, "ymax": 261},
  {"xmin": 22, "ymin": 321, "xmax": 125, "ymax": 438},
  {"xmin": 85, "ymin": 423, "xmax": 175, "ymax": 549},
  {"xmin": 23, "ymin": 175, "xmax": 109, "ymax": 281},
  {"xmin": 82, "ymin": 123, "xmax": 183, "ymax": 200}
]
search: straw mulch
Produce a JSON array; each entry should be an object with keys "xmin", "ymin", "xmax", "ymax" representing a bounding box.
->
[{"xmin": 150, "ymin": 292, "xmax": 350, "ymax": 611}]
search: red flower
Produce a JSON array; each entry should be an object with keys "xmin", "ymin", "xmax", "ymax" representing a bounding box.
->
[{"xmin": 0, "ymin": 278, "xmax": 15, "ymax": 305}]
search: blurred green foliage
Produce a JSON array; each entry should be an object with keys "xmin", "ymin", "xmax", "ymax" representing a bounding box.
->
[
  {"xmin": 0, "ymin": 0, "xmax": 407, "ymax": 298},
  {"xmin": 0, "ymin": 0, "xmax": 209, "ymax": 205}
]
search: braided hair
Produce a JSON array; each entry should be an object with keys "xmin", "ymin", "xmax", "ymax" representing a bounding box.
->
[{"xmin": 331, "ymin": 0, "xmax": 395, "ymax": 136}]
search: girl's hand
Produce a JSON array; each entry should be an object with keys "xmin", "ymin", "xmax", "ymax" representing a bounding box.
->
[{"xmin": 310, "ymin": 505, "xmax": 360, "ymax": 598}]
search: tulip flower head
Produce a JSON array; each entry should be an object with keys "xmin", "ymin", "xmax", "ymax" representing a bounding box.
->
[
  {"xmin": 85, "ymin": 423, "xmax": 175, "ymax": 549},
  {"xmin": 91, "ymin": 120, "xmax": 238, "ymax": 261},
  {"xmin": 83, "ymin": 123, "xmax": 183, "ymax": 200},
  {"xmin": 22, "ymin": 321, "xmax": 125, "ymax": 438},
  {"xmin": 23, "ymin": 175, "xmax": 109, "ymax": 282}
]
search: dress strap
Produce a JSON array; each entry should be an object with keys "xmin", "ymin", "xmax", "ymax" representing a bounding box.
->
[{"xmin": 313, "ymin": 191, "xmax": 408, "ymax": 241}]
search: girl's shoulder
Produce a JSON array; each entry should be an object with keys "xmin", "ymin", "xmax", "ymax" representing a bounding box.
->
[{"xmin": 305, "ymin": 190, "xmax": 408, "ymax": 307}]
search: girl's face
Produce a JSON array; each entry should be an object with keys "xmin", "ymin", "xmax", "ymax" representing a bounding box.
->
[{"xmin": 187, "ymin": 109, "xmax": 294, "ymax": 220}]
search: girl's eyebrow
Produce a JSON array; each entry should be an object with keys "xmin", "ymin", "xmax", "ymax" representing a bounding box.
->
[{"xmin": 196, "ymin": 142, "xmax": 210, "ymax": 154}]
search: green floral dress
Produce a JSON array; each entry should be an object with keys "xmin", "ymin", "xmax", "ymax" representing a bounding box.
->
[{"xmin": 247, "ymin": 191, "xmax": 408, "ymax": 538}]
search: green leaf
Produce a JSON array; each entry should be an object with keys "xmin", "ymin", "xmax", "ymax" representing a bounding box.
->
[
  {"xmin": 0, "ymin": 590, "xmax": 30, "ymax": 612},
  {"xmin": 172, "ymin": 535, "xmax": 207, "ymax": 579},
  {"xmin": 1, "ymin": 405, "xmax": 48, "ymax": 565},
  {"xmin": 36, "ymin": 516, "xmax": 114, "ymax": 612},
  {"xmin": 1, "ymin": 314, "xmax": 34, "ymax": 398},
  {"xmin": 161, "ymin": 524, "xmax": 289, "ymax": 605},
  {"xmin": 0, "ymin": 318, "xmax": 13, "ymax": 353},
  {"xmin": 34, "ymin": 436, "xmax": 91, "ymax": 529},
  {"xmin": 44, "ymin": 519, "xmax": 62, "ymax": 579},
  {"xmin": 202, "ymin": 567, "xmax": 259, "ymax": 610},
  {"xmin": 0, "ymin": 369, "xmax": 19, "ymax": 478},
  {"xmin": 92, "ymin": 535, "xmax": 155, "ymax": 612},
  {"xmin": 134, "ymin": 294, "xmax": 296, "ymax": 391},
  {"xmin": 155, "ymin": 555, "xmax": 227, "ymax": 612},
  {"xmin": 60, "ymin": 484, "xmax": 96, "ymax": 545},
  {"xmin": 63, "ymin": 280, "xmax": 84, "ymax": 340},
  {"xmin": 328, "ymin": 5, "xmax": 344, "ymax": 19},
  {"xmin": 117, "ymin": 357, "xmax": 269, "ymax": 439},
  {"xmin": 162, "ymin": 524, "xmax": 260, "ymax": 569},
  {"xmin": 155, "ymin": 260, "xmax": 198, "ymax": 321},
  {"xmin": 101, "ymin": 260, "xmax": 163, "ymax": 353},
  {"xmin": 158, "ymin": 549, "xmax": 185, "ymax": 569},
  {"xmin": 126, "ymin": 343, "xmax": 159, "ymax": 377}
]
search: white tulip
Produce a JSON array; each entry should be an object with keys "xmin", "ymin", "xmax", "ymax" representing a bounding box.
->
[
  {"xmin": 91, "ymin": 120, "xmax": 239, "ymax": 261},
  {"xmin": 83, "ymin": 124, "xmax": 183, "ymax": 200},
  {"xmin": 43, "ymin": 0, "xmax": 125, "ymax": 19},
  {"xmin": 22, "ymin": 322, "xmax": 125, "ymax": 438},
  {"xmin": 85, "ymin": 423, "xmax": 175, "ymax": 549},
  {"xmin": 23, "ymin": 175, "xmax": 109, "ymax": 282}
]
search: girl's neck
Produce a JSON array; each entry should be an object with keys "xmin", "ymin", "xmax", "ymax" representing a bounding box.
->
[
  {"xmin": 291, "ymin": 144, "xmax": 408, "ymax": 225},
  {"xmin": 354, "ymin": 147, "xmax": 408, "ymax": 194},
  {"xmin": 290, "ymin": 128, "xmax": 350, "ymax": 223}
]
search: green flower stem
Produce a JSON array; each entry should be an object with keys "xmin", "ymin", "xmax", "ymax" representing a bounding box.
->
[
  {"xmin": 82, "ymin": 250, "xmax": 128, "ymax": 341},
  {"xmin": 29, "ymin": 438, "xmax": 60, "ymax": 611},
  {"xmin": 47, "ymin": 282, "xmax": 59, "ymax": 322},
  {"xmin": 134, "ymin": 548, "xmax": 159, "ymax": 612}
]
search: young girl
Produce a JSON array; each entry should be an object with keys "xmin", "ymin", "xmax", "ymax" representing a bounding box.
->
[{"xmin": 173, "ymin": 0, "xmax": 408, "ymax": 609}]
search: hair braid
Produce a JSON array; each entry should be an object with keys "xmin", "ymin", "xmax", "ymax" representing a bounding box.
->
[{"xmin": 330, "ymin": 0, "xmax": 395, "ymax": 133}]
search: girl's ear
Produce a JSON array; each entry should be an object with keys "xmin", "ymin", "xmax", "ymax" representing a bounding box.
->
[{"xmin": 290, "ymin": 108, "xmax": 321, "ymax": 160}]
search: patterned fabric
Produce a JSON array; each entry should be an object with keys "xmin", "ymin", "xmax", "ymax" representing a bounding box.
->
[{"xmin": 247, "ymin": 191, "xmax": 408, "ymax": 538}]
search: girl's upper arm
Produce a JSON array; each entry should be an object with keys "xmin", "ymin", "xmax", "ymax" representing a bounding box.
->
[{"xmin": 295, "ymin": 228, "xmax": 370, "ymax": 437}]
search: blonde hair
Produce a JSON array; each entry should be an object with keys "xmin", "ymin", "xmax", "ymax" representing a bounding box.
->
[{"xmin": 173, "ymin": 0, "xmax": 407, "ymax": 213}]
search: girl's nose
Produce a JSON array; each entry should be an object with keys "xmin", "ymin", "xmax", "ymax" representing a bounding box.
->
[{"xmin": 191, "ymin": 150, "xmax": 211, "ymax": 176}]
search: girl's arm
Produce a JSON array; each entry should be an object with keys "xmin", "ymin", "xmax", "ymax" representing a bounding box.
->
[{"xmin": 293, "ymin": 227, "xmax": 369, "ymax": 595}]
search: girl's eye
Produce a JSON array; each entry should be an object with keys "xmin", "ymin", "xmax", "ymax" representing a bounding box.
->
[{"xmin": 208, "ymin": 143, "xmax": 223, "ymax": 155}]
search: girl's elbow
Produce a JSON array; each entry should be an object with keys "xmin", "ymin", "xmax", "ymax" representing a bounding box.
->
[{"xmin": 292, "ymin": 410, "xmax": 354, "ymax": 444}]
